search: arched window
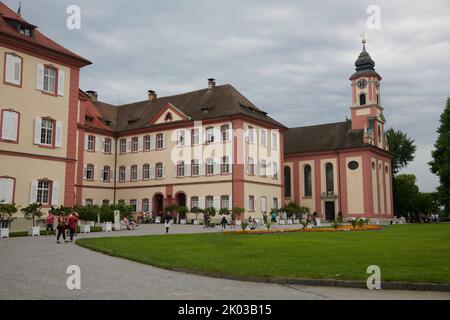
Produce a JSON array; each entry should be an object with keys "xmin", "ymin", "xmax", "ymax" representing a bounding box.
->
[
  {"xmin": 119, "ymin": 166, "xmax": 126, "ymax": 182},
  {"xmin": 359, "ymin": 93, "xmax": 366, "ymax": 105},
  {"xmin": 284, "ymin": 166, "xmax": 291, "ymax": 197},
  {"xmin": 143, "ymin": 164, "xmax": 150, "ymax": 180},
  {"xmin": 304, "ymin": 165, "xmax": 312, "ymax": 197},
  {"xmin": 143, "ymin": 135, "xmax": 151, "ymax": 151},
  {"xmin": 325, "ymin": 163, "xmax": 334, "ymax": 193},
  {"xmin": 378, "ymin": 124, "xmax": 382, "ymax": 144},
  {"xmin": 155, "ymin": 163, "xmax": 163, "ymax": 179}
]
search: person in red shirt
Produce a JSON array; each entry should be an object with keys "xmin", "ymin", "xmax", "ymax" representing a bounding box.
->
[
  {"xmin": 46, "ymin": 213, "xmax": 55, "ymax": 235},
  {"xmin": 56, "ymin": 214, "xmax": 68, "ymax": 243},
  {"xmin": 68, "ymin": 211, "xmax": 79, "ymax": 242}
]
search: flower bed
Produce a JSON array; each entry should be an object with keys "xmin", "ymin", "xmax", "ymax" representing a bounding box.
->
[{"xmin": 223, "ymin": 225, "xmax": 383, "ymax": 235}]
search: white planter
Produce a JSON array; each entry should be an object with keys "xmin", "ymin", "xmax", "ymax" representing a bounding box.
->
[
  {"xmin": 1, "ymin": 228, "xmax": 9, "ymax": 239},
  {"xmin": 102, "ymin": 222, "xmax": 112, "ymax": 232},
  {"xmin": 235, "ymin": 220, "xmax": 242, "ymax": 226},
  {"xmin": 287, "ymin": 219, "xmax": 293, "ymax": 225},
  {"xmin": 28, "ymin": 226, "xmax": 40, "ymax": 237},
  {"xmin": 80, "ymin": 225, "xmax": 91, "ymax": 233},
  {"xmin": 180, "ymin": 219, "xmax": 187, "ymax": 225},
  {"xmin": 193, "ymin": 219, "xmax": 200, "ymax": 225},
  {"xmin": 279, "ymin": 220, "xmax": 286, "ymax": 225},
  {"xmin": 294, "ymin": 219, "xmax": 300, "ymax": 224},
  {"xmin": 155, "ymin": 217, "xmax": 161, "ymax": 224},
  {"xmin": 90, "ymin": 221, "xmax": 95, "ymax": 227},
  {"xmin": 315, "ymin": 218, "xmax": 321, "ymax": 226}
]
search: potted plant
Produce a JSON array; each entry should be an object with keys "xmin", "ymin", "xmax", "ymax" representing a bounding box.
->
[
  {"xmin": 231, "ymin": 207, "xmax": 245, "ymax": 227},
  {"xmin": 0, "ymin": 202, "xmax": 17, "ymax": 238},
  {"xmin": 21, "ymin": 203, "xmax": 43, "ymax": 236},
  {"xmin": 178, "ymin": 206, "xmax": 188, "ymax": 224},
  {"xmin": 164, "ymin": 204, "xmax": 178, "ymax": 222},
  {"xmin": 204, "ymin": 207, "xmax": 216, "ymax": 226},
  {"xmin": 190, "ymin": 207, "xmax": 202, "ymax": 225}
]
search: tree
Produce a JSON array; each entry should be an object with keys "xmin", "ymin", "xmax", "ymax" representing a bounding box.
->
[
  {"xmin": 178, "ymin": 206, "xmax": 188, "ymax": 220},
  {"xmin": 0, "ymin": 203, "xmax": 17, "ymax": 228},
  {"xmin": 190, "ymin": 207, "xmax": 203, "ymax": 221},
  {"xmin": 392, "ymin": 174, "xmax": 420, "ymax": 217},
  {"xmin": 386, "ymin": 128, "xmax": 417, "ymax": 175},
  {"xmin": 429, "ymin": 98, "xmax": 450, "ymax": 212},
  {"xmin": 231, "ymin": 207, "xmax": 245, "ymax": 221},
  {"xmin": 417, "ymin": 192, "xmax": 440, "ymax": 215},
  {"xmin": 21, "ymin": 203, "xmax": 43, "ymax": 227}
]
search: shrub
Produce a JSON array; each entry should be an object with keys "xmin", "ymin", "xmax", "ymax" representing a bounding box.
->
[
  {"xmin": 0, "ymin": 202, "xmax": 17, "ymax": 228},
  {"xmin": 75, "ymin": 205, "xmax": 99, "ymax": 222},
  {"xmin": 178, "ymin": 206, "xmax": 188, "ymax": 220},
  {"xmin": 232, "ymin": 207, "xmax": 245, "ymax": 221},
  {"xmin": 300, "ymin": 219, "xmax": 309, "ymax": 229},
  {"xmin": 265, "ymin": 221, "xmax": 272, "ymax": 231},
  {"xmin": 205, "ymin": 207, "xmax": 216, "ymax": 217},
  {"xmin": 331, "ymin": 219, "xmax": 340, "ymax": 229},
  {"xmin": 219, "ymin": 207, "xmax": 230, "ymax": 216},
  {"xmin": 241, "ymin": 222, "xmax": 249, "ymax": 231},
  {"xmin": 190, "ymin": 207, "xmax": 203, "ymax": 220},
  {"xmin": 350, "ymin": 217, "xmax": 358, "ymax": 229},
  {"xmin": 21, "ymin": 203, "xmax": 43, "ymax": 227}
]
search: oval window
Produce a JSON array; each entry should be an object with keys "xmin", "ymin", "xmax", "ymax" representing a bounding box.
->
[{"xmin": 348, "ymin": 161, "xmax": 359, "ymax": 170}]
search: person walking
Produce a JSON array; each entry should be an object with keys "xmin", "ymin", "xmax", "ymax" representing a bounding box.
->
[
  {"xmin": 68, "ymin": 211, "xmax": 79, "ymax": 242},
  {"xmin": 203, "ymin": 212, "xmax": 209, "ymax": 228},
  {"xmin": 271, "ymin": 210, "xmax": 277, "ymax": 223},
  {"xmin": 221, "ymin": 215, "xmax": 228, "ymax": 229},
  {"xmin": 46, "ymin": 212, "xmax": 55, "ymax": 235},
  {"xmin": 164, "ymin": 215, "xmax": 171, "ymax": 234},
  {"xmin": 56, "ymin": 214, "xmax": 68, "ymax": 243}
]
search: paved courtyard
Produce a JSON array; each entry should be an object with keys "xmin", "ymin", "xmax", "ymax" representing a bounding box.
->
[{"xmin": 0, "ymin": 224, "xmax": 448, "ymax": 300}]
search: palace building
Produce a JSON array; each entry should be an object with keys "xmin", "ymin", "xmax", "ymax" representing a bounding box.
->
[{"xmin": 0, "ymin": 2, "xmax": 393, "ymax": 229}]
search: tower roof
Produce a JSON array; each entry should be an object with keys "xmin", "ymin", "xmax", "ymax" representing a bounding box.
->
[{"xmin": 349, "ymin": 40, "xmax": 381, "ymax": 80}]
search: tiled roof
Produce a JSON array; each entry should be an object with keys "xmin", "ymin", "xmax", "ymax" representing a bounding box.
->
[
  {"xmin": 0, "ymin": 1, "xmax": 91, "ymax": 66},
  {"xmin": 89, "ymin": 84, "xmax": 286, "ymax": 132},
  {"xmin": 284, "ymin": 121, "xmax": 365, "ymax": 154}
]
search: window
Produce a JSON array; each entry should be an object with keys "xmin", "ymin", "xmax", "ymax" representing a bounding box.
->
[
  {"xmin": 272, "ymin": 162, "xmax": 278, "ymax": 179},
  {"xmin": 144, "ymin": 135, "xmax": 151, "ymax": 151},
  {"xmin": 1, "ymin": 110, "xmax": 19, "ymax": 142},
  {"xmin": 284, "ymin": 166, "xmax": 291, "ymax": 197},
  {"xmin": 118, "ymin": 199, "xmax": 125, "ymax": 205},
  {"xmin": 4, "ymin": 53, "xmax": 22, "ymax": 86},
  {"xmin": 261, "ymin": 196, "xmax": 267, "ymax": 213},
  {"xmin": 87, "ymin": 135, "xmax": 95, "ymax": 151},
  {"xmin": 221, "ymin": 156, "xmax": 230, "ymax": 174},
  {"xmin": 177, "ymin": 161, "xmax": 185, "ymax": 177},
  {"xmin": 248, "ymin": 196, "xmax": 255, "ymax": 212},
  {"xmin": 37, "ymin": 180, "xmax": 51, "ymax": 204},
  {"xmin": 304, "ymin": 165, "xmax": 312, "ymax": 197},
  {"xmin": 247, "ymin": 126, "xmax": 254, "ymax": 144},
  {"xmin": 131, "ymin": 137, "xmax": 139, "ymax": 152},
  {"xmin": 246, "ymin": 157, "xmax": 254, "ymax": 175},
  {"xmin": 143, "ymin": 164, "xmax": 150, "ymax": 180},
  {"xmin": 40, "ymin": 119, "xmax": 54, "ymax": 146},
  {"xmin": 348, "ymin": 161, "xmax": 359, "ymax": 170},
  {"xmin": 177, "ymin": 130, "xmax": 185, "ymax": 146},
  {"xmin": 206, "ymin": 159, "xmax": 214, "ymax": 175},
  {"xmin": 142, "ymin": 198, "xmax": 150, "ymax": 212},
  {"xmin": 205, "ymin": 196, "xmax": 214, "ymax": 208},
  {"xmin": 86, "ymin": 164, "xmax": 94, "ymax": 181},
  {"xmin": 206, "ymin": 127, "xmax": 214, "ymax": 144},
  {"xmin": 259, "ymin": 129, "xmax": 266, "ymax": 146},
  {"xmin": 102, "ymin": 166, "xmax": 110, "ymax": 182},
  {"xmin": 359, "ymin": 93, "xmax": 366, "ymax": 105},
  {"xmin": 378, "ymin": 124, "xmax": 382, "ymax": 144},
  {"xmin": 85, "ymin": 199, "xmax": 93, "ymax": 206},
  {"xmin": 155, "ymin": 163, "xmax": 163, "ymax": 179},
  {"xmin": 271, "ymin": 132, "xmax": 278, "ymax": 150},
  {"xmin": 221, "ymin": 125, "xmax": 229, "ymax": 142},
  {"xmin": 120, "ymin": 139, "xmax": 127, "ymax": 154},
  {"xmin": 130, "ymin": 199, "xmax": 137, "ymax": 212},
  {"xmin": 43, "ymin": 65, "xmax": 57, "ymax": 94},
  {"xmin": 191, "ymin": 196, "xmax": 199, "ymax": 209},
  {"xmin": 272, "ymin": 198, "xmax": 278, "ymax": 210},
  {"xmin": 119, "ymin": 166, "xmax": 126, "ymax": 182},
  {"xmin": 131, "ymin": 165, "xmax": 138, "ymax": 181},
  {"xmin": 0, "ymin": 177, "xmax": 15, "ymax": 204},
  {"xmin": 260, "ymin": 160, "xmax": 267, "ymax": 177},
  {"xmin": 156, "ymin": 133, "xmax": 164, "ymax": 149},
  {"xmin": 192, "ymin": 160, "xmax": 199, "ymax": 176},
  {"xmin": 192, "ymin": 128, "xmax": 200, "ymax": 145},
  {"xmin": 104, "ymin": 138, "xmax": 111, "ymax": 154},
  {"xmin": 102, "ymin": 199, "xmax": 110, "ymax": 206},
  {"xmin": 221, "ymin": 195, "xmax": 230, "ymax": 209},
  {"xmin": 325, "ymin": 163, "xmax": 334, "ymax": 193}
]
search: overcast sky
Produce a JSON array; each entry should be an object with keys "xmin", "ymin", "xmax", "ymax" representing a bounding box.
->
[{"xmin": 5, "ymin": 0, "xmax": 449, "ymax": 191}]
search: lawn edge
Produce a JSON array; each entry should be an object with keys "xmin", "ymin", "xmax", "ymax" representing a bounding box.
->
[{"xmin": 75, "ymin": 239, "xmax": 450, "ymax": 292}]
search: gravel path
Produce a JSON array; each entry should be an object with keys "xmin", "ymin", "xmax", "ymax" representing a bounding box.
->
[{"xmin": 0, "ymin": 225, "xmax": 448, "ymax": 300}]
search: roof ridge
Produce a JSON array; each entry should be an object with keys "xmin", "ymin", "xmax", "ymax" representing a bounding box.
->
[{"xmin": 288, "ymin": 120, "xmax": 347, "ymax": 130}]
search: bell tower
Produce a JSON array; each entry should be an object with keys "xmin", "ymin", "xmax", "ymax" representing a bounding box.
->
[{"xmin": 350, "ymin": 37, "xmax": 387, "ymax": 150}]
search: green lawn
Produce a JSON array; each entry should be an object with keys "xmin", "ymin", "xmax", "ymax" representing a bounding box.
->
[{"xmin": 76, "ymin": 224, "xmax": 450, "ymax": 284}]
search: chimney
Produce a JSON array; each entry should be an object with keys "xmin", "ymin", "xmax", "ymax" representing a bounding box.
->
[
  {"xmin": 207, "ymin": 78, "xmax": 216, "ymax": 89},
  {"xmin": 86, "ymin": 90, "xmax": 98, "ymax": 101},
  {"xmin": 148, "ymin": 90, "xmax": 157, "ymax": 101}
]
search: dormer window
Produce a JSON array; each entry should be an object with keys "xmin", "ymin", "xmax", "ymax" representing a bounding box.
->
[
  {"xmin": 19, "ymin": 26, "xmax": 32, "ymax": 36},
  {"xmin": 201, "ymin": 108, "xmax": 209, "ymax": 114},
  {"xmin": 85, "ymin": 116, "xmax": 94, "ymax": 122},
  {"xmin": 127, "ymin": 118, "xmax": 139, "ymax": 125}
]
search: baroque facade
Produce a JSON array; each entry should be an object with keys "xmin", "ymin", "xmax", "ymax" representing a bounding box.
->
[{"xmin": 0, "ymin": 2, "xmax": 393, "ymax": 228}]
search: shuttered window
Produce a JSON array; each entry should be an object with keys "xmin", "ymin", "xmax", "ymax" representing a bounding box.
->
[
  {"xmin": 4, "ymin": 53, "xmax": 22, "ymax": 86},
  {"xmin": 1, "ymin": 110, "xmax": 19, "ymax": 142}
]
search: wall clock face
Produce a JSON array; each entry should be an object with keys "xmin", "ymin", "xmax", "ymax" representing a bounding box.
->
[{"xmin": 357, "ymin": 79, "xmax": 367, "ymax": 89}]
